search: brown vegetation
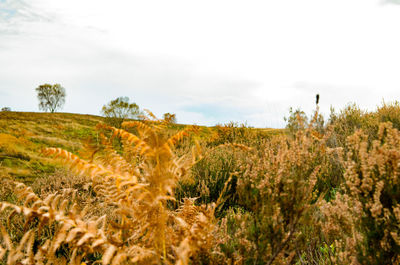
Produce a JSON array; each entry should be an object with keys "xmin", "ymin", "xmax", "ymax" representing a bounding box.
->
[{"xmin": 1, "ymin": 102, "xmax": 400, "ymax": 264}]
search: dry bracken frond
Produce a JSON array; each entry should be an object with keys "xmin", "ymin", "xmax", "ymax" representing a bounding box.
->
[{"xmin": 0, "ymin": 117, "xmax": 218, "ymax": 264}]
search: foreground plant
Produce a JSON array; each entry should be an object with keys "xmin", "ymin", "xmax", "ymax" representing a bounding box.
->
[
  {"xmin": 0, "ymin": 117, "xmax": 220, "ymax": 264},
  {"xmin": 218, "ymin": 121, "xmax": 332, "ymax": 264},
  {"xmin": 321, "ymin": 122, "xmax": 400, "ymax": 264}
]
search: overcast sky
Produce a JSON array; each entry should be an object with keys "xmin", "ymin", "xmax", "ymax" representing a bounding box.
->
[{"xmin": 1, "ymin": 0, "xmax": 400, "ymax": 127}]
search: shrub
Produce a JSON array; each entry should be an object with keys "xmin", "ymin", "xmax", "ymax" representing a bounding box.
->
[
  {"xmin": 210, "ymin": 122, "xmax": 262, "ymax": 148},
  {"xmin": 176, "ymin": 145, "xmax": 248, "ymax": 213},
  {"xmin": 219, "ymin": 124, "xmax": 328, "ymax": 264},
  {"xmin": 374, "ymin": 101, "xmax": 400, "ymax": 130},
  {"xmin": 284, "ymin": 107, "xmax": 308, "ymax": 135},
  {"xmin": 321, "ymin": 122, "xmax": 400, "ymax": 264},
  {"xmin": 163, "ymin": 113, "xmax": 177, "ymax": 124},
  {"xmin": 328, "ymin": 104, "xmax": 377, "ymax": 148}
]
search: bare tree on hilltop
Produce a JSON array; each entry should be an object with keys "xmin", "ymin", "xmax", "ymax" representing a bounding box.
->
[{"xmin": 35, "ymin": 83, "xmax": 66, "ymax": 113}]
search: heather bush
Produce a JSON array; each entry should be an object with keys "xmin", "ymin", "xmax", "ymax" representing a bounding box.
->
[
  {"xmin": 211, "ymin": 122, "xmax": 249, "ymax": 146},
  {"xmin": 209, "ymin": 122, "xmax": 267, "ymax": 148},
  {"xmin": 218, "ymin": 124, "xmax": 331, "ymax": 264},
  {"xmin": 374, "ymin": 101, "xmax": 400, "ymax": 130},
  {"xmin": 176, "ymin": 122, "xmax": 270, "ymax": 214},
  {"xmin": 176, "ymin": 145, "xmax": 248, "ymax": 213},
  {"xmin": 326, "ymin": 102, "xmax": 400, "ymax": 148},
  {"xmin": 321, "ymin": 122, "xmax": 400, "ymax": 264}
]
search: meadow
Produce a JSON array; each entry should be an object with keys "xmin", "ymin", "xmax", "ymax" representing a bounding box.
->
[{"xmin": 0, "ymin": 102, "xmax": 399, "ymax": 264}]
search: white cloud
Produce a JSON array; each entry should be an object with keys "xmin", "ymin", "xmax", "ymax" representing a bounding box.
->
[
  {"xmin": 1, "ymin": 0, "xmax": 400, "ymax": 127},
  {"xmin": 382, "ymin": 0, "xmax": 400, "ymax": 5}
]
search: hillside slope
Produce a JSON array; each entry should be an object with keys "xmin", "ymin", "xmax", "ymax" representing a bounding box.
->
[
  {"xmin": 0, "ymin": 111, "xmax": 285, "ymax": 183},
  {"xmin": 0, "ymin": 112, "xmax": 104, "ymax": 182}
]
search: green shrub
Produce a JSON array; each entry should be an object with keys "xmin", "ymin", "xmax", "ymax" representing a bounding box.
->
[{"xmin": 176, "ymin": 146, "xmax": 246, "ymax": 213}]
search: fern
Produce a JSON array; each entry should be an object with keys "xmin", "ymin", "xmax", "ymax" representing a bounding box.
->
[{"xmin": 0, "ymin": 116, "xmax": 219, "ymax": 264}]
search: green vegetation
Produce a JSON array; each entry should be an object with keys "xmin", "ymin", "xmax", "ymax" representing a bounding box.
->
[
  {"xmin": 101, "ymin": 96, "xmax": 142, "ymax": 128},
  {"xmin": 0, "ymin": 111, "xmax": 104, "ymax": 181}
]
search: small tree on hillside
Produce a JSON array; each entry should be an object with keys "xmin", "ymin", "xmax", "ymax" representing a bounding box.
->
[
  {"xmin": 163, "ymin": 112, "xmax": 177, "ymax": 124},
  {"xmin": 284, "ymin": 107, "xmax": 308, "ymax": 134},
  {"xmin": 101, "ymin": 96, "xmax": 141, "ymax": 127},
  {"xmin": 35, "ymin": 84, "xmax": 66, "ymax": 113},
  {"xmin": 1, "ymin": 107, "xmax": 11, "ymax": 112}
]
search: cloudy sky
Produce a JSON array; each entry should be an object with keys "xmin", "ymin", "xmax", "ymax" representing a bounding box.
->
[{"xmin": 1, "ymin": 0, "xmax": 400, "ymax": 127}]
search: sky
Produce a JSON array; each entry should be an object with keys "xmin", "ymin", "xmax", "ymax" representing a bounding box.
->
[{"xmin": 1, "ymin": 0, "xmax": 400, "ymax": 128}]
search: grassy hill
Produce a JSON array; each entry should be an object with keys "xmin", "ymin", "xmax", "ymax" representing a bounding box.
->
[
  {"xmin": 0, "ymin": 112, "xmax": 106, "ymax": 182},
  {"xmin": 0, "ymin": 111, "xmax": 285, "ymax": 182}
]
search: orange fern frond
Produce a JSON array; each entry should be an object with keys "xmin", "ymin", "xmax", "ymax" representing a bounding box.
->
[
  {"xmin": 143, "ymin": 109, "xmax": 159, "ymax": 121},
  {"xmin": 42, "ymin": 148, "xmax": 138, "ymax": 185},
  {"xmin": 122, "ymin": 120, "xmax": 153, "ymax": 132},
  {"xmin": 98, "ymin": 134, "xmax": 137, "ymax": 177},
  {"xmin": 107, "ymin": 127, "xmax": 154, "ymax": 157},
  {"xmin": 166, "ymin": 130, "xmax": 189, "ymax": 149}
]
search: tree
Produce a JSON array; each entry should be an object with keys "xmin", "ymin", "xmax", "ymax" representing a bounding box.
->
[
  {"xmin": 35, "ymin": 84, "xmax": 66, "ymax": 113},
  {"xmin": 163, "ymin": 112, "xmax": 177, "ymax": 124},
  {"xmin": 101, "ymin": 96, "xmax": 141, "ymax": 127},
  {"xmin": 1, "ymin": 107, "xmax": 11, "ymax": 112},
  {"xmin": 284, "ymin": 107, "xmax": 308, "ymax": 134}
]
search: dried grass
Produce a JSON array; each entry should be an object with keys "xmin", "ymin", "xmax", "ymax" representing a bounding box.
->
[{"xmin": 2, "ymin": 104, "xmax": 400, "ymax": 264}]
